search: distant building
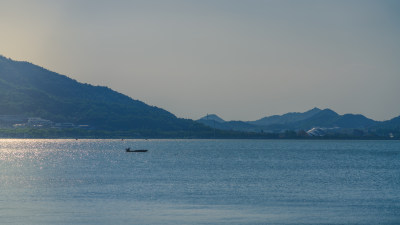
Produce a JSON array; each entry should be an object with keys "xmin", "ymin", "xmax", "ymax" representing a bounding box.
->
[
  {"xmin": 27, "ymin": 117, "xmax": 53, "ymax": 127},
  {"xmin": 306, "ymin": 127, "xmax": 341, "ymax": 136},
  {"xmin": 13, "ymin": 124, "xmax": 26, "ymax": 128},
  {"xmin": 307, "ymin": 127, "xmax": 326, "ymax": 136},
  {"xmin": 77, "ymin": 125, "xmax": 90, "ymax": 129},
  {"xmin": 54, "ymin": 123, "xmax": 75, "ymax": 128},
  {"xmin": 0, "ymin": 115, "xmax": 27, "ymax": 128}
]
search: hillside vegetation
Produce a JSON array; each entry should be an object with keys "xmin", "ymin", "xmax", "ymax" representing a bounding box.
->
[{"xmin": 0, "ymin": 55, "xmax": 207, "ymax": 132}]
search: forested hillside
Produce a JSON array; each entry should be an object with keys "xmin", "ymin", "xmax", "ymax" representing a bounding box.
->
[{"xmin": 0, "ymin": 55, "xmax": 208, "ymax": 132}]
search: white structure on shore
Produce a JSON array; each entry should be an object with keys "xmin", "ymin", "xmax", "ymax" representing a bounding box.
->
[{"xmin": 27, "ymin": 117, "xmax": 53, "ymax": 127}]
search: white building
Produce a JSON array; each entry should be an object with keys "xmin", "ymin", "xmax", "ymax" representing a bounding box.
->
[{"xmin": 27, "ymin": 117, "xmax": 53, "ymax": 127}]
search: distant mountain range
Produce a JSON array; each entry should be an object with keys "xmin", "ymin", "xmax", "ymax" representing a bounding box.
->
[
  {"xmin": 197, "ymin": 108, "xmax": 400, "ymax": 135},
  {"xmin": 0, "ymin": 54, "xmax": 399, "ymax": 138}
]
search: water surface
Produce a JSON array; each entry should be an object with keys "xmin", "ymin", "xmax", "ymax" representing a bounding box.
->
[{"xmin": 1, "ymin": 139, "xmax": 399, "ymax": 224}]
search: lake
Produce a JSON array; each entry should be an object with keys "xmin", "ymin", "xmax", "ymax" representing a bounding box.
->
[{"xmin": 0, "ymin": 139, "xmax": 399, "ymax": 224}]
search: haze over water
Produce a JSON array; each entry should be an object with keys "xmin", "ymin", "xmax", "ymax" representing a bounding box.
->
[{"xmin": 1, "ymin": 139, "xmax": 399, "ymax": 224}]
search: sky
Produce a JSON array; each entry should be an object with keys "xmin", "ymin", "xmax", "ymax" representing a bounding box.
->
[{"xmin": 1, "ymin": 0, "xmax": 400, "ymax": 121}]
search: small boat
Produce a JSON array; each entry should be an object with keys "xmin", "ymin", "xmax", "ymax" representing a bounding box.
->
[{"xmin": 126, "ymin": 148, "xmax": 148, "ymax": 153}]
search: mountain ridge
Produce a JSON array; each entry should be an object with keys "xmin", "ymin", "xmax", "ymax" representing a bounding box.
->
[
  {"xmin": 249, "ymin": 107, "xmax": 322, "ymax": 126},
  {"xmin": 198, "ymin": 114, "xmax": 225, "ymax": 123},
  {"xmin": 197, "ymin": 108, "xmax": 399, "ymax": 134},
  {"xmin": 1, "ymin": 55, "xmax": 399, "ymax": 138},
  {"xmin": 0, "ymin": 55, "xmax": 208, "ymax": 132}
]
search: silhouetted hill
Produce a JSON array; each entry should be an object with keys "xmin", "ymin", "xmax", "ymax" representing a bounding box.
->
[
  {"xmin": 197, "ymin": 119, "xmax": 261, "ymax": 132},
  {"xmin": 250, "ymin": 107, "xmax": 322, "ymax": 126},
  {"xmin": 197, "ymin": 108, "xmax": 395, "ymax": 133},
  {"xmin": 373, "ymin": 115, "xmax": 400, "ymax": 130},
  {"xmin": 0, "ymin": 55, "xmax": 208, "ymax": 132},
  {"xmin": 291, "ymin": 109, "xmax": 340, "ymax": 129},
  {"xmin": 197, "ymin": 114, "xmax": 262, "ymax": 132},
  {"xmin": 1, "ymin": 55, "xmax": 398, "ymax": 138},
  {"xmin": 198, "ymin": 114, "xmax": 225, "ymax": 123},
  {"xmin": 286, "ymin": 109, "xmax": 379, "ymax": 130},
  {"xmin": 334, "ymin": 114, "xmax": 377, "ymax": 128}
]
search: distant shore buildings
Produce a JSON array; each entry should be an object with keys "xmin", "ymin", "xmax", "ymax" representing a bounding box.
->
[{"xmin": 0, "ymin": 115, "xmax": 88, "ymax": 129}]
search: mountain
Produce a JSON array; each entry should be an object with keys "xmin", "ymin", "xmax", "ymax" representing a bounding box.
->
[
  {"xmin": 197, "ymin": 114, "xmax": 262, "ymax": 132},
  {"xmin": 291, "ymin": 108, "xmax": 340, "ymax": 129},
  {"xmin": 0, "ymin": 55, "xmax": 208, "ymax": 132},
  {"xmin": 288, "ymin": 109, "xmax": 379, "ymax": 130},
  {"xmin": 373, "ymin": 115, "xmax": 400, "ymax": 130},
  {"xmin": 197, "ymin": 108, "xmax": 392, "ymax": 133},
  {"xmin": 334, "ymin": 114, "xmax": 377, "ymax": 128},
  {"xmin": 1, "ymin": 55, "xmax": 398, "ymax": 138},
  {"xmin": 250, "ymin": 107, "xmax": 322, "ymax": 126},
  {"xmin": 198, "ymin": 114, "xmax": 225, "ymax": 123},
  {"xmin": 196, "ymin": 119, "xmax": 261, "ymax": 133}
]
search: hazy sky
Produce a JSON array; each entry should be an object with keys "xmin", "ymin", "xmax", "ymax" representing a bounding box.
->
[{"xmin": 1, "ymin": 0, "xmax": 399, "ymax": 121}]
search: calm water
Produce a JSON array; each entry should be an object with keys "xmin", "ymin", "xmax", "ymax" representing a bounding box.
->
[{"xmin": 0, "ymin": 139, "xmax": 399, "ymax": 225}]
